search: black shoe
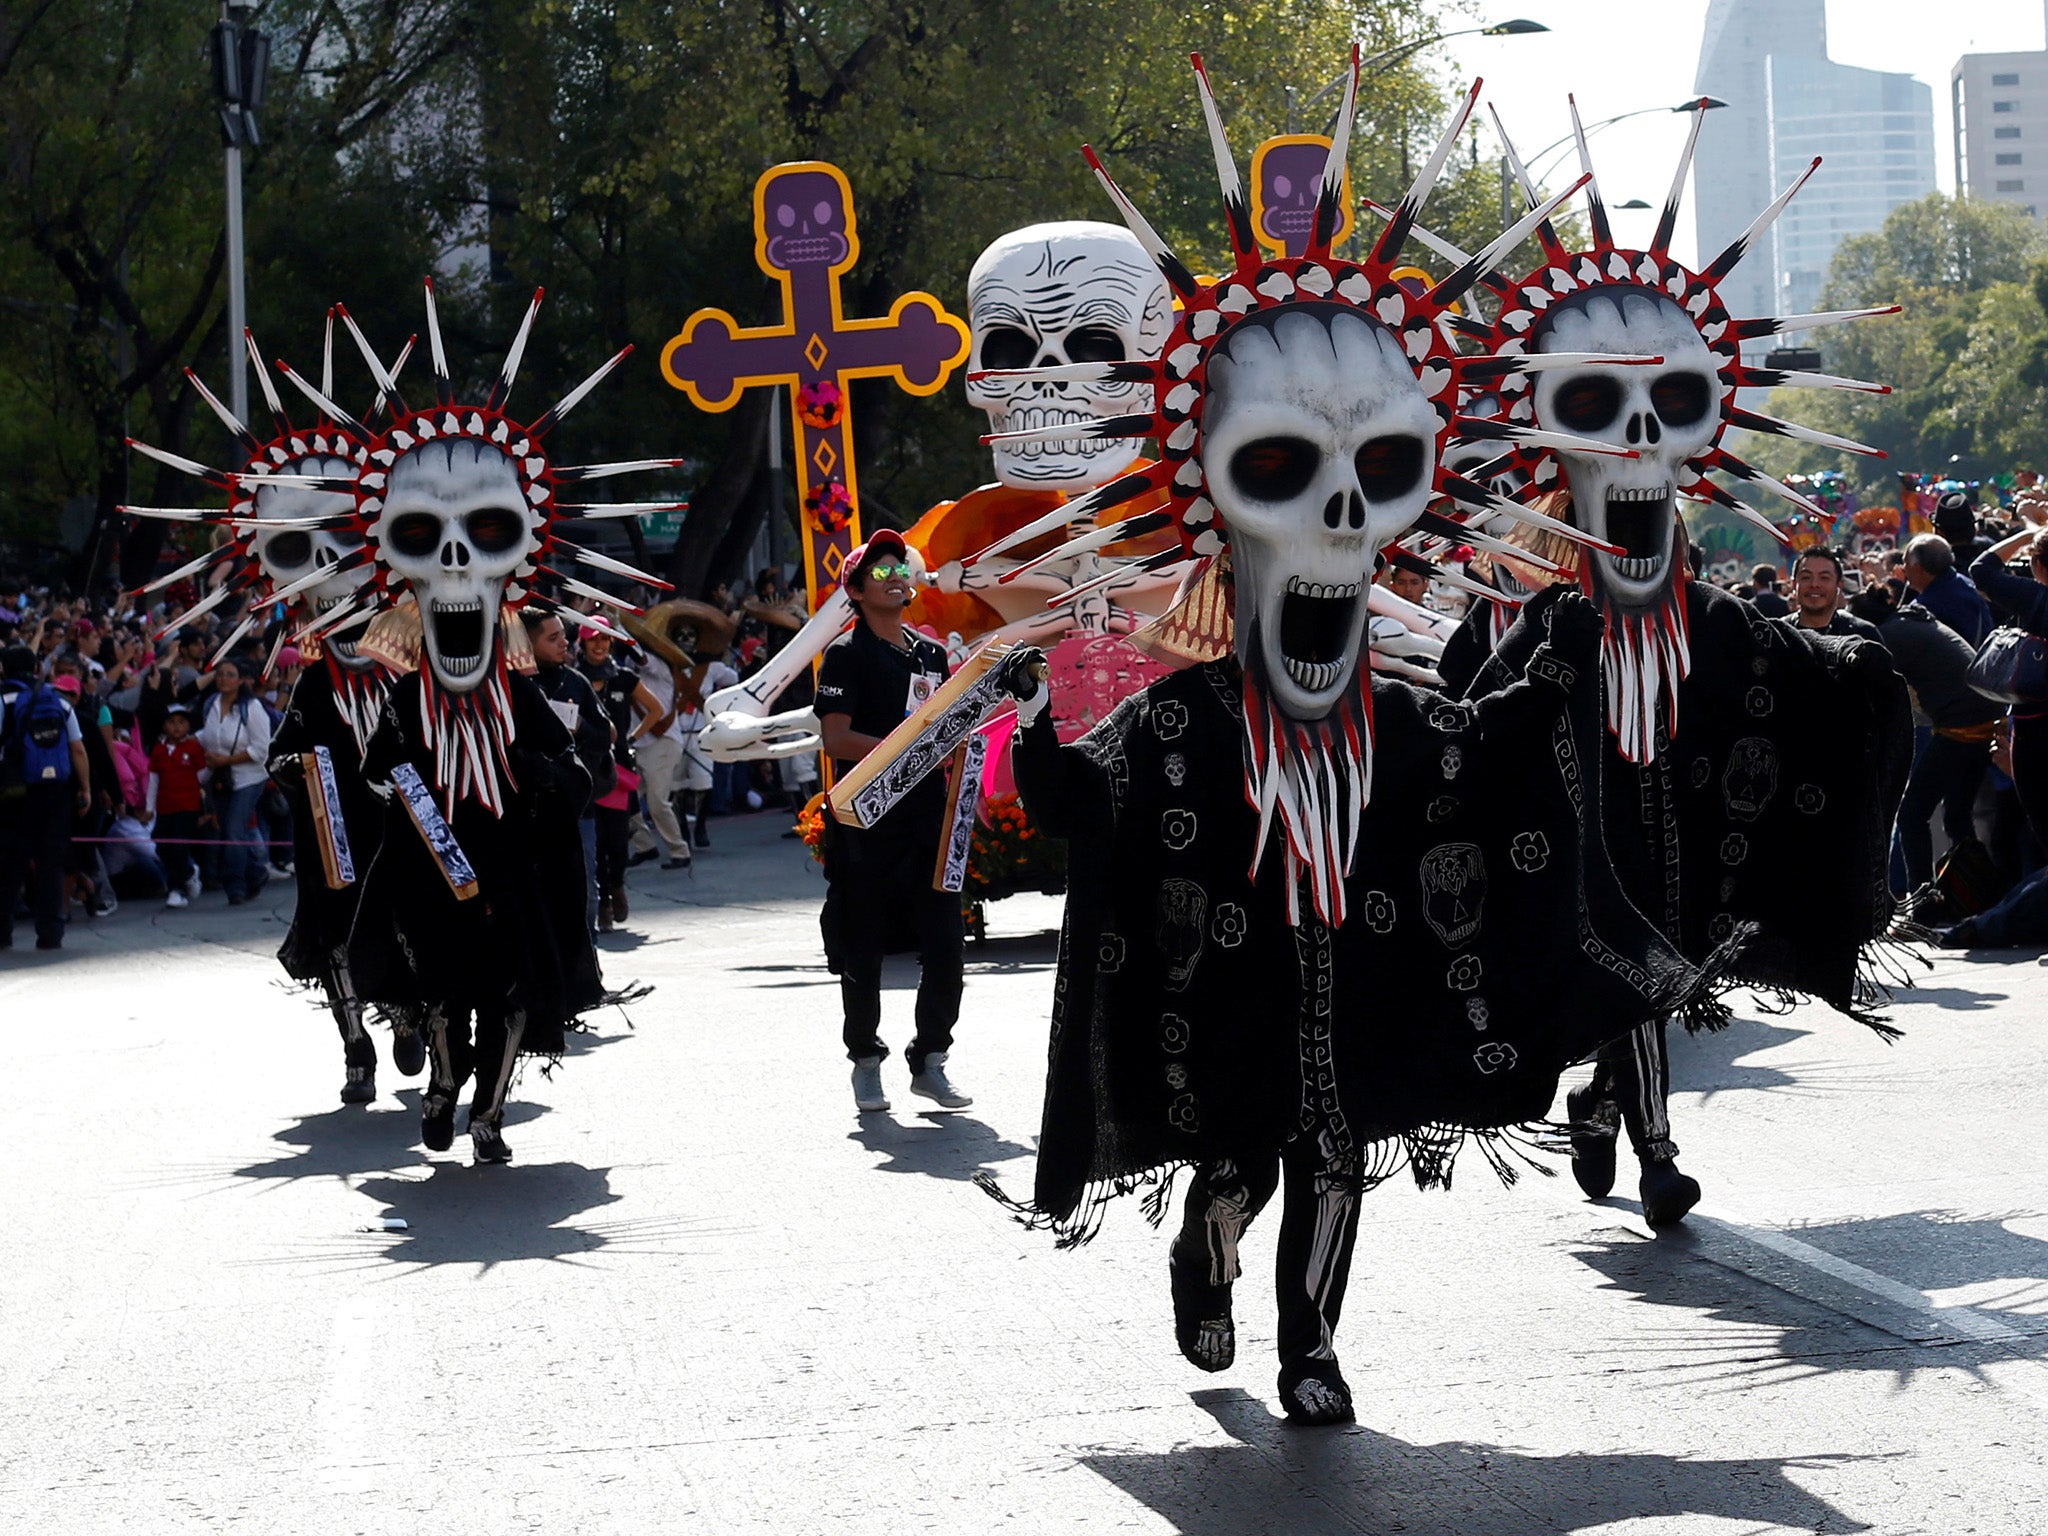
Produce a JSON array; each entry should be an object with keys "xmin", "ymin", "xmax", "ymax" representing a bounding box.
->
[
  {"xmin": 1565, "ymin": 1083, "xmax": 1618, "ymax": 1200},
  {"xmin": 340, "ymin": 1066, "xmax": 375, "ymax": 1105},
  {"xmin": 391, "ymin": 1024, "xmax": 426, "ymax": 1078},
  {"xmin": 1278, "ymin": 1360, "xmax": 1355, "ymax": 1426},
  {"xmin": 421, "ymin": 1092, "xmax": 457, "ymax": 1152},
  {"xmin": 626, "ymin": 848, "xmax": 658, "ymax": 868},
  {"xmin": 34, "ymin": 935, "xmax": 61, "ymax": 951},
  {"xmin": 1640, "ymin": 1158, "xmax": 1701, "ymax": 1229},
  {"xmin": 661, "ymin": 854, "xmax": 691, "ymax": 871},
  {"xmin": 1169, "ymin": 1240, "xmax": 1235, "ymax": 1373},
  {"xmin": 693, "ymin": 827, "xmax": 710, "ymax": 849},
  {"xmin": 471, "ymin": 1122, "xmax": 512, "ymax": 1163}
]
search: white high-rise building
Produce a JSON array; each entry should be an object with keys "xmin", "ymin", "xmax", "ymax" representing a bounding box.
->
[
  {"xmin": 1953, "ymin": 10, "xmax": 2048, "ymax": 219},
  {"xmin": 1695, "ymin": 0, "xmax": 1934, "ymax": 325}
]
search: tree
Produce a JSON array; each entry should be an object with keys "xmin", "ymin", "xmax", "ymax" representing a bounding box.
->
[{"xmin": 1745, "ymin": 193, "xmax": 2048, "ymax": 494}]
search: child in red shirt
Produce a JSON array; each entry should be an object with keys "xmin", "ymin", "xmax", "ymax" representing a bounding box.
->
[{"xmin": 148, "ymin": 706, "xmax": 208, "ymax": 907}]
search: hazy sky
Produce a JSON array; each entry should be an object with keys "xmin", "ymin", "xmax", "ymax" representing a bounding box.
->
[{"xmin": 1433, "ymin": 0, "xmax": 2046, "ymax": 265}]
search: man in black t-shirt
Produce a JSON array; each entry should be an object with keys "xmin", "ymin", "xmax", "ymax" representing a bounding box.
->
[{"xmin": 816, "ymin": 529, "xmax": 972, "ymax": 1115}]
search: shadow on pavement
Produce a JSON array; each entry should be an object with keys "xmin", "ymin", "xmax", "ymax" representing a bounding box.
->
[
  {"xmin": 1667, "ymin": 1014, "xmax": 1905, "ymax": 1104},
  {"xmin": 354, "ymin": 1159, "xmax": 624, "ymax": 1269},
  {"xmin": 849, "ymin": 1111, "xmax": 1033, "ymax": 1182},
  {"xmin": 224, "ymin": 1091, "xmax": 546, "ymax": 1183},
  {"xmin": 1078, "ymin": 1387, "xmax": 1877, "ymax": 1536},
  {"xmin": 1568, "ymin": 1211, "xmax": 2048, "ymax": 1387}
]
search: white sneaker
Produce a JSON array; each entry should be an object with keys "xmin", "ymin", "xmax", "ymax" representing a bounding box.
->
[
  {"xmin": 851, "ymin": 1057, "xmax": 889, "ymax": 1112},
  {"xmin": 164, "ymin": 889, "xmax": 188, "ymax": 909},
  {"xmin": 910, "ymin": 1052, "xmax": 972, "ymax": 1109},
  {"xmin": 182, "ymin": 872, "xmax": 201, "ymax": 901}
]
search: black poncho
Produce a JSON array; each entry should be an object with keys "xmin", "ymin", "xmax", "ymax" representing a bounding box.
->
[
  {"xmin": 269, "ymin": 663, "xmax": 387, "ymax": 982},
  {"xmin": 1011, "ymin": 595, "xmax": 1714, "ymax": 1238},
  {"xmin": 1466, "ymin": 580, "xmax": 1912, "ymax": 1020},
  {"xmin": 347, "ymin": 670, "xmax": 602, "ymax": 1057}
]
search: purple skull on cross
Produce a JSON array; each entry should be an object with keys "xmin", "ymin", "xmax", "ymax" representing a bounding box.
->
[
  {"xmin": 1257, "ymin": 141, "xmax": 1332, "ymax": 254},
  {"xmin": 764, "ymin": 169, "xmax": 851, "ymax": 271}
]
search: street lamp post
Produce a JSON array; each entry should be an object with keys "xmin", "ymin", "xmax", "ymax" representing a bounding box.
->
[
  {"xmin": 1503, "ymin": 99, "xmax": 1726, "ymax": 238},
  {"xmin": 209, "ymin": 1, "xmax": 271, "ymax": 423}
]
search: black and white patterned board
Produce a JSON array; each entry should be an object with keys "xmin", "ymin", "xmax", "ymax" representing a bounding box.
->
[
  {"xmin": 936, "ymin": 733, "xmax": 989, "ymax": 894},
  {"xmin": 311, "ymin": 745, "xmax": 356, "ymax": 886},
  {"xmin": 390, "ymin": 761, "xmax": 480, "ymax": 900},
  {"xmin": 835, "ymin": 647, "xmax": 1020, "ymax": 829}
]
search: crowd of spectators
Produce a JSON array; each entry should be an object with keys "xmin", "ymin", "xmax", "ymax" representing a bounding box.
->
[
  {"xmin": 13, "ymin": 503, "xmax": 2048, "ymax": 959},
  {"xmin": 1703, "ymin": 488, "xmax": 2048, "ymax": 951},
  {"xmin": 0, "ymin": 563, "xmax": 819, "ymax": 953}
]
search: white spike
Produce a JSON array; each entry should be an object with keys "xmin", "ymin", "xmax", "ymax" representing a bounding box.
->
[
  {"xmin": 1488, "ymin": 105, "xmax": 1543, "ymax": 210},
  {"xmin": 422, "ymin": 278, "xmax": 450, "ymax": 388},
  {"xmin": 1416, "ymin": 558, "xmax": 1511, "ymax": 605},
  {"xmin": 1189, "ymin": 55, "xmax": 1245, "ymax": 227},
  {"xmin": 551, "ymin": 573, "xmax": 642, "ymax": 613},
  {"xmin": 563, "ymin": 542, "xmax": 669, "ymax": 588},
  {"xmin": 537, "ymin": 346, "xmax": 631, "ymax": 430},
  {"xmin": 1706, "ymin": 157, "xmax": 1820, "ymax": 277},
  {"xmin": 1484, "ymin": 351, "xmax": 1664, "ymax": 374},
  {"xmin": 321, "ymin": 310, "xmax": 335, "ymax": 400},
  {"xmin": 336, "ymin": 308, "xmax": 401, "ymax": 399},
  {"xmin": 1434, "ymin": 173, "xmax": 1593, "ymax": 301},
  {"xmin": 1475, "ymin": 422, "xmax": 1640, "ymax": 459},
  {"xmin": 1361, "ymin": 201, "xmax": 1476, "ymax": 268},
  {"xmin": 559, "ymin": 501, "xmax": 687, "ymax": 519},
  {"xmin": 1746, "ymin": 305, "xmax": 1902, "ymax": 335},
  {"xmin": 1394, "ymin": 77, "xmax": 1481, "ymax": 228},
  {"xmin": 1446, "ymin": 488, "xmax": 1626, "ymax": 556},
  {"xmin": 1043, "ymin": 549, "xmax": 1187, "ymax": 610},
  {"xmin": 243, "ymin": 330, "xmax": 288, "ymax": 421},
  {"xmin": 154, "ymin": 581, "xmax": 236, "ymax": 637},
  {"xmin": 1682, "ymin": 485, "xmax": 1792, "ymax": 546},
  {"xmin": 997, "ymin": 512, "xmax": 1170, "ymax": 582},
  {"xmin": 118, "ymin": 505, "xmax": 222, "ymax": 522},
  {"xmin": 556, "ymin": 457, "xmax": 688, "ymax": 482},
  {"xmin": 967, "ymin": 362, "xmax": 1131, "ymax": 385},
  {"xmin": 1752, "ymin": 369, "xmax": 1889, "ymax": 395},
  {"xmin": 206, "ymin": 611, "xmax": 262, "ymax": 669},
  {"xmin": 132, "ymin": 544, "xmax": 236, "ymax": 595},
  {"xmin": 128, "ymin": 439, "xmax": 225, "ymax": 482},
  {"xmin": 494, "ymin": 288, "xmax": 544, "ymax": 407},
  {"xmin": 1732, "ymin": 412, "xmax": 1880, "ymax": 456},
  {"xmin": 274, "ymin": 361, "xmax": 362, "ymax": 432},
  {"xmin": 186, "ymin": 369, "xmax": 252, "ymax": 444}
]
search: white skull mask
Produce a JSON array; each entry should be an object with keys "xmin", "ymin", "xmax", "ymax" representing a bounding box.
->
[
  {"xmin": 965, "ymin": 222, "xmax": 1173, "ymax": 491},
  {"xmin": 1531, "ymin": 288, "xmax": 1719, "ymax": 611},
  {"xmin": 250, "ymin": 455, "xmax": 374, "ymax": 671},
  {"xmin": 1204, "ymin": 304, "xmax": 1438, "ymax": 719},
  {"xmin": 373, "ymin": 439, "xmax": 538, "ymax": 692}
]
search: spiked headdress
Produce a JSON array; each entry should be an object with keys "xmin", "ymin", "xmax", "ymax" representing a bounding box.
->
[
  {"xmin": 1472, "ymin": 97, "xmax": 1900, "ymax": 544},
  {"xmin": 122, "ymin": 313, "xmax": 412, "ymax": 667},
  {"xmin": 340, "ymin": 281, "xmax": 682, "ymax": 628}
]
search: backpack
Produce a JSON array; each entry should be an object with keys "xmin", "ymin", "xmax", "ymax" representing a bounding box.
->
[{"xmin": 0, "ymin": 681, "xmax": 74, "ymax": 792}]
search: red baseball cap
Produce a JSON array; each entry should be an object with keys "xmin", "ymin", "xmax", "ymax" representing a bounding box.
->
[
  {"xmin": 51, "ymin": 673, "xmax": 82, "ymax": 696},
  {"xmin": 844, "ymin": 528, "xmax": 908, "ymax": 585}
]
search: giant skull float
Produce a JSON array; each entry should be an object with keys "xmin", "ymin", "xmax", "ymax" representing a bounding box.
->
[
  {"xmin": 1461, "ymin": 98, "xmax": 1898, "ymax": 763},
  {"xmin": 962, "ymin": 53, "xmax": 1625, "ymax": 925},
  {"xmin": 965, "ymin": 222, "xmax": 1174, "ymax": 490}
]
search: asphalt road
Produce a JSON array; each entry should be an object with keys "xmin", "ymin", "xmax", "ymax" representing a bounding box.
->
[{"xmin": 3, "ymin": 811, "xmax": 2046, "ymax": 1534}]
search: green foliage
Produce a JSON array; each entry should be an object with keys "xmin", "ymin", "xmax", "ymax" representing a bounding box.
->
[{"xmin": 1746, "ymin": 193, "xmax": 2048, "ymax": 495}]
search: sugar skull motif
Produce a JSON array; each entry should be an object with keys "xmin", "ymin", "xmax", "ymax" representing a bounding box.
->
[
  {"xmin": 763, "ymin": 169, "xmax": 851, "ymax": 271},
  {"xmin": 1721, "ymin": 737, "xmax": 1779, "ymax": 822},
  {"xmin": 250, "ymin": 459, "xmax": 378, "ymax": 673},
  {"xmin": 1419, "ymin": 843, "xmax": 1487, "ymax": 948},
  {"xmin": 1157, "ymin": 878, "xmax": 1209, "ymax": 991}
]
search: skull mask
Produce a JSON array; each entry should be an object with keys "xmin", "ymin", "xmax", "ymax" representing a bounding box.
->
[
  {"xmin": 249, "ymin": 456, "xmax": 375, "ymax": 671},
  {"xmin": 372, "ymin": 439, "xmax": 538, "ymax": 693},
  {"xmin": 965, "ymin": 222, "xmax": 1173, "ymax": 491},
  {"xmin": 1531, "ymin": 288, "xmax": 1720, "ymax": 612},
  {"xmin": 1204, "ymin": 303, "xmax": 1439, "ymax": 719}
]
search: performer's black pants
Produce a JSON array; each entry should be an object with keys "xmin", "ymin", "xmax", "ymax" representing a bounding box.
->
[
  {"xmin": 325, "ymin": 945, "xmax": 376, "ymax": 1072},
  {"xmin": 831, "ymin": 863, "xmax": 963, "ymax": 1075},
  {"xmin": 425, "ymin": 1004, "xmax": 525, "ymax": 1127},
  {"xmin": 593, "ymin": 805, "xmax": 631, "ymax": 893},
  {"xmin": 1581, "ymin": 1018, "xmax": 1675, "ymax": 1163},
  {"xmin": 1177, "ymin": 1139, "xmax": 1364, "ymax": 1373},
  {"xmin": 0, "ymin": 784, "xmax": 70, "ymax": 946}
]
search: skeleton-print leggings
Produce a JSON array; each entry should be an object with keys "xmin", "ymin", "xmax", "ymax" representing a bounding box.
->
[
  {"xmin": 424, "ymin": 1004, "xmax": 526, "ymax": 1128},
  {"xmin": 1583, "ymin": 1018, "xmax": 1676, "ymax": 1163},
  {"xmin": 1177, "ymin": 1138, "xmax": 1364, "ymax": 1370},
  {"xmin": 325, "ymin": 947, "xmax": 376, "ymax": 1072}
]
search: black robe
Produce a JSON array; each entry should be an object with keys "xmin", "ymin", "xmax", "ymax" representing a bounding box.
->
[
  {"xmin": 347, "ymin": 670, "xmax": 601, "ymax": 1057},
  {"xmin": 269, "ymin": 663, "xmax": 386, "ymax": 982},
  {"xmin": 1011, "ymin": 592, "xmax": 1714, "ymax": 1237},
  {"xmin": 1465, "ymin": 580, "xmax": 1912, "ymax": 1019}
]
